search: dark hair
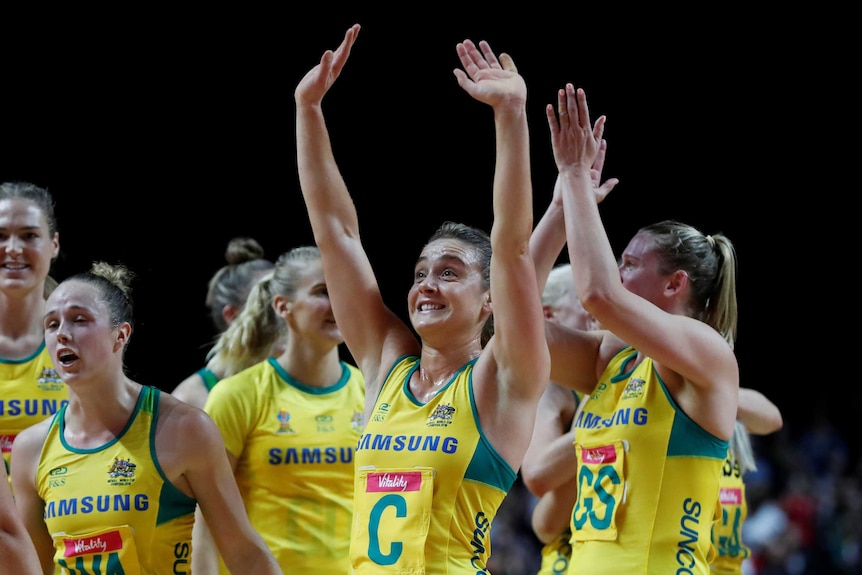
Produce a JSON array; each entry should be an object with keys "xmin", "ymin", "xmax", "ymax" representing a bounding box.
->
[
  {"xmin": 205, "ymin": 237, "xmax": 275, "ymax": 333},
  {"xmin": 425, "ymin": 221, "xmax": 494, "ymax": 346},
  {"xmin": 639, "ymin": 220, "xmax": 738, "ymax": 347}
]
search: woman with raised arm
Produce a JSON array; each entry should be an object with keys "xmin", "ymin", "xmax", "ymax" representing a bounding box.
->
[
  {"xmin": 294, "ymin": 24, "xmax": 550, "ymax": 574},
  {"xmin": 535, "ymin": 84, "xmax": 741, "ymax": 574}
]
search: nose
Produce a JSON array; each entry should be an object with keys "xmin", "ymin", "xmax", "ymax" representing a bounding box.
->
[
  {"xmin": 4, "ymin": 235, "xmax": 23, "ymax": 256},
  {"xmin": 417, "ymin": 275, "xmax": 439, "ymax": 293},
  {"xmin": 54, "ymin": 321, "xmax": 71, "ymax": 343}
]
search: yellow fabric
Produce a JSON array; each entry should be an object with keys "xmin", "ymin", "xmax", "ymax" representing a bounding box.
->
[
  {"xmin": 567, "ymin": 347, "xmax": 727, "ymax": 575},
  {"xmin": 1, "ymin": 343, "xmax": 67, "ymax": 480},
  {"xmin": 205, "ymin": 358, "xmax": 365, "ymax": 573},
  {"xmin": 350, "ymin": 355, "xmax": 516, "ymax": 574},
  {"xmin": 37, "ymin": 386, "xmax": 196, "ymax": 574},
  {"xmin": 709, "ymin": 456, "xmax": 750, "ymax": 575}
]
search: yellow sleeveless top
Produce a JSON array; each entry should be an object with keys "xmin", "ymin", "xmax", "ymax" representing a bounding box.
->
[
  {"xmin": 1, "ymin": 342, "xmax": 67, "ymax": 478},
  {"xmin": 568, "ymin": 347, "xmax": 728, "ymax": 575},
  {"xmin": 351, "ymin": 355, "xmax": 517, "ymax": 574},
  {"xmin": 205, "ymin": 357, "xmax": 365, "ymax": 573},
  {"xmin": 37, "ymin": 386, "xmax": 196, "ymax": 575},
  {"xmin": 709, "ymin": 454, "xmax": 750, "ymax": 574}
]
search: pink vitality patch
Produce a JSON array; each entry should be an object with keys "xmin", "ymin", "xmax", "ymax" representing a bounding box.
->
[
  {"xmin": 581, "ymin": 445, "xmax": 617, "ymax": 465},
  {"xmin": 366, "ymin": 471, "xmax": 423, "ymax": 493},
  {"xmin": 0, "ymin": 434, "xmax": 14, "ymax": 453},
  {"xmin": 63, "ymin": 530, "xmax": 123, "ymax": 557},
  {"xmin": 719, "ymin": 487, "xmax": 743, "ymax": 505}
]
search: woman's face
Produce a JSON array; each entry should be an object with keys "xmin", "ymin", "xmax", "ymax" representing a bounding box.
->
[
  {"xmin": 618, "ymin": 231, "xmax": 668, "ymax": 305},
  {"xmin": 0, "ymin": 198, "xmax": 59, "ymax": 296},
  {"xmin": 43, "ymin": 281, "xmax": 126, "ymax": 384},
  {"xmin": 278, "ymin": 261, "xmax": 343, "ymax": 347},
  {"xmin": 408, "ymin": 239, "xmax": 489, "ymax": 341}
]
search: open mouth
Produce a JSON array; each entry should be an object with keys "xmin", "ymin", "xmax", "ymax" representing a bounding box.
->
[{"xmin": 57, "ymin": 350, "xmax": 78, "ymax": 367}]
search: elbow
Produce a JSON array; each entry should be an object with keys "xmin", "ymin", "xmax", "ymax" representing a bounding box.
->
[
  {"xmin": 520, "ymin": 469, "xmax": 552, "ymax": 498},
  {"xmin": 579, "ymin": 286, "xmax": 618, "ymax": 322},
  {"xmin": 765, "ymin": 411, "xmax": 784, "ymax": 434}
]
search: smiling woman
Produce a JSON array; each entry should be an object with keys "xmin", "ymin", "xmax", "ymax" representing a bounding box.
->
[
  {"xmin": 295, "ymin": 24, "xmax": 550, "ymax": 573},
  {"xmin": 0, "ymin": 181, "xmax": 66, "ymax": 488}
]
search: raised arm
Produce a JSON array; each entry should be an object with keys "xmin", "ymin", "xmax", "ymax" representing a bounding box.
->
[
  {"xmin": 295, "ymin": 24, "xmax": 418, "ymax": 397},
  {"xmin": 453, "ymin": 39, "xmax": 549, "ymax": 466},
  {"xmin": 530, "ymin": 139, "xmax": 617, "ymax": 293},
  {"xmin": 549, "ymin": 84, "xmax": 738, "ymax": 439}
]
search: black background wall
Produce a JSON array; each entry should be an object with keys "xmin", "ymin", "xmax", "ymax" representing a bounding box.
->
[{"xmin": 1, "ymin": 9, "xmax": 844, "ymax": 450}]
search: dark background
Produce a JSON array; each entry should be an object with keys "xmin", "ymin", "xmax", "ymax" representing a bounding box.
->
[{"xmin": 0, "ymin": 11, "xmax": 844, "ymax": 450}]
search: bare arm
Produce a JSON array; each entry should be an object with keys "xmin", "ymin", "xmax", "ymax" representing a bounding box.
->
[
  {"xmin": 531, "ymin": 478, "xmax": 578, "ymax": 544},
  {"xmin": 189, "ymin": 448, "xmax": 241, "ymax": 574},
  {"xmin": 738, "ymin": 387, "xmax": 783, "ymax": 435},
  {"xmin": 166, "ymin": 405, "xmax": 281, "ymax": 574},
  {"xmin": 171, "ymin": 372, "xmax": 209, "ymax": 409},
  {"xmin": 521, "ymin": 383, "xmax": 578, "ymax": 496},
  {"xmin": 294, "ymin": 24, "xmax": 417, "ymax": 402},
  {"xmin": 452, "ymin": 39, "xmax": 549, "ymax": 467},
  {"xmin": 529, "ymin": 140, "xmax": 617, "ymax": 294},
  {"xmin": 528, "ymin": 394, "xmax": 590, "ymax": 544},
  {"xmin": 10, "ymin": 420, "xmax": 59, "ymax": 575},
  {"xmin": 549, "ymin": 84, "xmax": 738, "ymax": 439},
  {"xmin": 1, "ymin": 461, "xmax": 41, "ymax": 575}
]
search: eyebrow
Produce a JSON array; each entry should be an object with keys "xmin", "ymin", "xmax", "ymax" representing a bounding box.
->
[
  {"xmin": 43, "ymin": 304, "xmax": 91, "ymax": 320},
  {"xmin": 415, "ymin": 254, "xmax": 467, "ymax": 267}
]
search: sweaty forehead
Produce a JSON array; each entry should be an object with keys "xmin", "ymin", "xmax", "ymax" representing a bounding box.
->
[
  {"xmin": 46, "ymin": 281, "xmax": 103, "ymax": 311},
  {"xmin": 0, "ymin": 199, "xmax": 45, "ymax": 227},
  {"xmin": 622, "ymin": 232, "xmax": 655, "ymax": 258},
  {"xmin": 417, "ymin": 239, "xmax": 479, "ymax": 267}
]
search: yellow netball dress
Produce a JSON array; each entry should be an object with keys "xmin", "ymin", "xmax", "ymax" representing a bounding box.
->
[
  {"xmin": 205, "ymin": 357, "xmax": 365, "ymax": 573},
  {"xmin": 1, "ymin": 342, "xmax": 67, "ymax": 477},
  {"xmin": 568, "ymin": 346, "xmax": 728, "ymax": 575},
  {"xmin": 36, "ymin": 385, "xmax": 196, "ymax": 575},
  {"xmin": 538, "ymin": 529, "xmax": 573, "ymax": 575},
  {"xmin": 709, "ymin": 453, "xmax": 750, "ymax": 574},
  {"xmin": 350, "ymin": 355, "xmax": 517, "ymax": 574}
]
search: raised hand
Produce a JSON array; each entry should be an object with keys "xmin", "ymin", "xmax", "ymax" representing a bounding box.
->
[
  {"xmin": 589, "ymin": 139, "xmax": 619, "ymax": 204},
  {"xmin": 453, "ymin": 39, "xmax": 526, "ymax": 110},
  {"xmin": 295, "ymin": 24, "xmax": 361, "ymax": 107},
  {"xmin": 546, "ymin": 84, "xmax": 606, "ymax": 179}
]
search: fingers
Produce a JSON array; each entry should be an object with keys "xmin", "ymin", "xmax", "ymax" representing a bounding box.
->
[
  {"xmin": 455, "ymin": 42, "xmax": 480, "ymax": 79},
  {"xmin": 592, "ymin": 115, "xmax": 606, "ymax": 145},
  {"xmin": 574, "ymin": 85, "xmax": 590, "ymax": 131},
  {"xmin": 330, "ymin": 24, "xmax": 361, "ymax": 76},
  {"xmin": 593, "ymin": 139, "xmax": 608, "ymax": 171},
  {"xmin": 556, "ymin": 88, "xmax": 569, "ymax": 124},
  {"xmin": 545, "ymin": 103, "xmax": 560, "ymax": 133},
  {"xmin": 554, "ymin": 84, "xmax": 595, "ymax": 133},
  {"xmin": 499, "ymin": 53, "xmax": 517, "ymax": 73},
  {"xmin": 478, "ymin": 40, "xmax": 501, "ymax": 68},
  {"xmin": 457, "ymin": 39, "xmax": 507, "ymax": 78}
]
